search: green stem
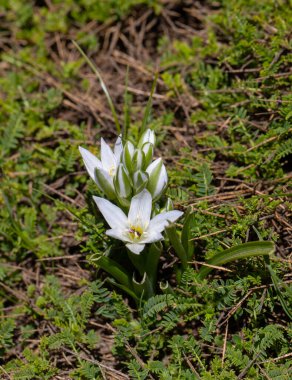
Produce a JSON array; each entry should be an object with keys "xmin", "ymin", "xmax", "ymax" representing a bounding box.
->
[
  {"xmin": 127, "ymin": 250, "xmax": 145, "ymax": 277},
  {"xmin": 127, "ymin": 244, "xmax": 162, "ymax": 300}
]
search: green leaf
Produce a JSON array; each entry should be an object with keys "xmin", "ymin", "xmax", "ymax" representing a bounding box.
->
[
  {"xmin": 144, "ymin": 242, "xmax": 162, "ymax": 285},
  {"xmin": 166, "ymin": 224, "xmax": 188, "ymax": 270},
  {"xmin": 132, "ymin": 272, "xmax": 154, "ymax": 300},
  {"xmin": 181, "ymin": 207, "xmax": 194, "ymax": 260},
  {"xmin": 106, "ymin": 278, "xmax": 138, "ymax": 301},
  {"xmin": 194, "ymin": 163, "xmax": 215, "ymax": 197},
  {"xmin": 90, "ymin": 253, "xmax": 133, "ymax": 291},
  {"xmin": 197, "ymin": 241, "xmax": 274, "ymax": 280}
]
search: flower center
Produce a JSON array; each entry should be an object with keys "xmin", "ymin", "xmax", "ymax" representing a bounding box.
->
[
  {"xmin": 108, "ymin": 165, "xmax": 116, "ymax": 177},
  {"xmin": 128, "ymin": 225, "xmax": 143, "ymax": 242}
]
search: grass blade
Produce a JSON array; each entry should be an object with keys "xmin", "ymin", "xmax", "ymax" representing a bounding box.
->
[
  {"xmin": 140, "ymin": 72, "xmax": 158, "ymax": 136},
  {"xmin": 264, "ymin": 257, "xmax": 292, "ymax": 320},
  {"xmin": 123, "ymin": 65, "xmax": 131, "ymax": 141},
  {"xmin": 73, "ymin": 40, "xmax": 121, "ymax": 134}
]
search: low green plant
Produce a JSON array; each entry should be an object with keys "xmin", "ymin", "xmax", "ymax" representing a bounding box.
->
[{"xmin": 0, "ymin": 0, "xmax": 291, "ymax": 378}]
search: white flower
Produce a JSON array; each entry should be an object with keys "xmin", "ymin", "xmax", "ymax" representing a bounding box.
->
[
  {"xmin": 79, "ymin": 136, "xmax": 122, "ymax": 195},
  {"xmin": 93, "ymin": 189, "xmax": 183, "ymax": 254}
]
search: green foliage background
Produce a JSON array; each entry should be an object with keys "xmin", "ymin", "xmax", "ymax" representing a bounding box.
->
[{"xmin": 0, "ymin": 0, "xmax": 291, "ymax": 378}]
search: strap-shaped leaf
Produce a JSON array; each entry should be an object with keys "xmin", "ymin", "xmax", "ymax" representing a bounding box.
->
[
  {"xmin": 181, "ymin": 207, "xmax": 194, "ymax": 260},
  {"xmin": 166, "ymin": 224, "xmax": 188, "ymax": 270},
  {"xmin": 197, "ymin": 241, "xmax": 274, "ymax": 280},
  {"xmin": 91, "ymin": 254, "xmax": 133, "ymax": 290}
]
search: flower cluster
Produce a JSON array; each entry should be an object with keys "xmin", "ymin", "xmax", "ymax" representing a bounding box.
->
[{"xmin": 79, "ymin": 129, "xmax": 183, "ymax": 254}]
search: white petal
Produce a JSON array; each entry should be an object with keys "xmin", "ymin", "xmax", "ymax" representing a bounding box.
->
[
  {"xmin": 94, "ymin": 168, "xmax": 115, "ymax": 197},
  {"xmin": 79, "ymin": 146, "xmax": 102, "ymax": 182},
  {"xmin": 153, "ymin": 164, "xmax": 168, "ymax": 199},
  {"xmin": 140, "ymin": 231, "xmax": 163, "ymax": 244},
  {"xmin": 127, "ymin": 141, "xmax": 135, "ymax": 157},
  {"xmin": 134, "ymin": 149, "xmax": 143, "ymax": 170},
  {"xmin": 140, "ymin": 129, "xmax": 155, "ymax": 145},
  {"xmin": 93, "ymin": 196, "xmax": 128, "ymax": 230},
  {"xmin": 123, "ymin": 141, "xmax": 135, "ymax": 160},
  {"xmin": 128, "ymin": 189, "xmax": 152, "ymax": 228},
  {"xmin": 146, "ymin": 157, "xmax": 161, "ymax": 175},
  {"xmin": 126, "ymin": 243, "xmax": 145, "ymax": 254},
  {"xmin": 106, "ymin": 229, "xmax": 128, "ymax": 241},
  {"xmin": 114, "ymin": 135, "xmax": 123, "ymax": 161},
  {"xmin": 147, "ymin": 129, "xmax": 155, "ymax": 145},
  {"xmin": 101, "ymin": 138, "xmax": 117, "ymax": 173},
  {"xmin": 95, "ymin": 167, "xmax": 114, "ymax": 186},
  {"xmin": 142, "ymin": 142, "xmax": 152, "ymax": 155},
  {"xmin": 148, "ymin": 210, "xmax": 183, "ymax": 233}
]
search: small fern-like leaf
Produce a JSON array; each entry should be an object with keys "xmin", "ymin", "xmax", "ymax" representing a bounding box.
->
[
  {"xmin": 142, "ymin": 294, "xmax": 174, "ymax": 319},
  {"xmin": 277, "ymin": 138, "xmax": 292, "ymax": 159},
  {"xmin": 1, "ymin": 112, "xmax": 23, "ymax": 157},
  {"xmin": 194, "ymin": 163, "xmax": 215, "ymax": 197}
]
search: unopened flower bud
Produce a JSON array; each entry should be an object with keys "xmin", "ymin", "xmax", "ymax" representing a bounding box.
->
[
  {"xmin": 114, "ymin": 164, "xmax": 132, "ymax": 199},
  {"xmin": 133, "ymin": 149, "xmax": 143, "ymax": 171},
  {"xmin": 133, "ymin": 170, "xmax": 148, "ymax": 194},
  {"xmin": 146, "ymin": 158, "xmax": 168, "ymax": 201},
  {"xmin": 142, "ymin": 142, "xmax": 154, "ymax": 169},
  {"xmin": 138, "ymin": 129, "xmax": 155, "ymax": 148},
  {"xmin": 122, "ymin": 141, "xmax": 135, "ymax": 173}
]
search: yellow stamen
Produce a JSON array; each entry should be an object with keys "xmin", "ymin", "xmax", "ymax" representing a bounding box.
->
[
  {"xmin": 108, "ymin": 166, "xmax": 115, "ymax": 176},
  {"xmin": 128, "ymin": 225, "xmax": 143, "ymax": 241}
]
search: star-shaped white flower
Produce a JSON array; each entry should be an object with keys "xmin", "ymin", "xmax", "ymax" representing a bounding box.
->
[
  {"xmin": 79, "ymin": 136, "xmax": 122, "ymax": 193},
  {"xmin": 93, "ymin": 189, "xmax": 183, "ymax": 254}
]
